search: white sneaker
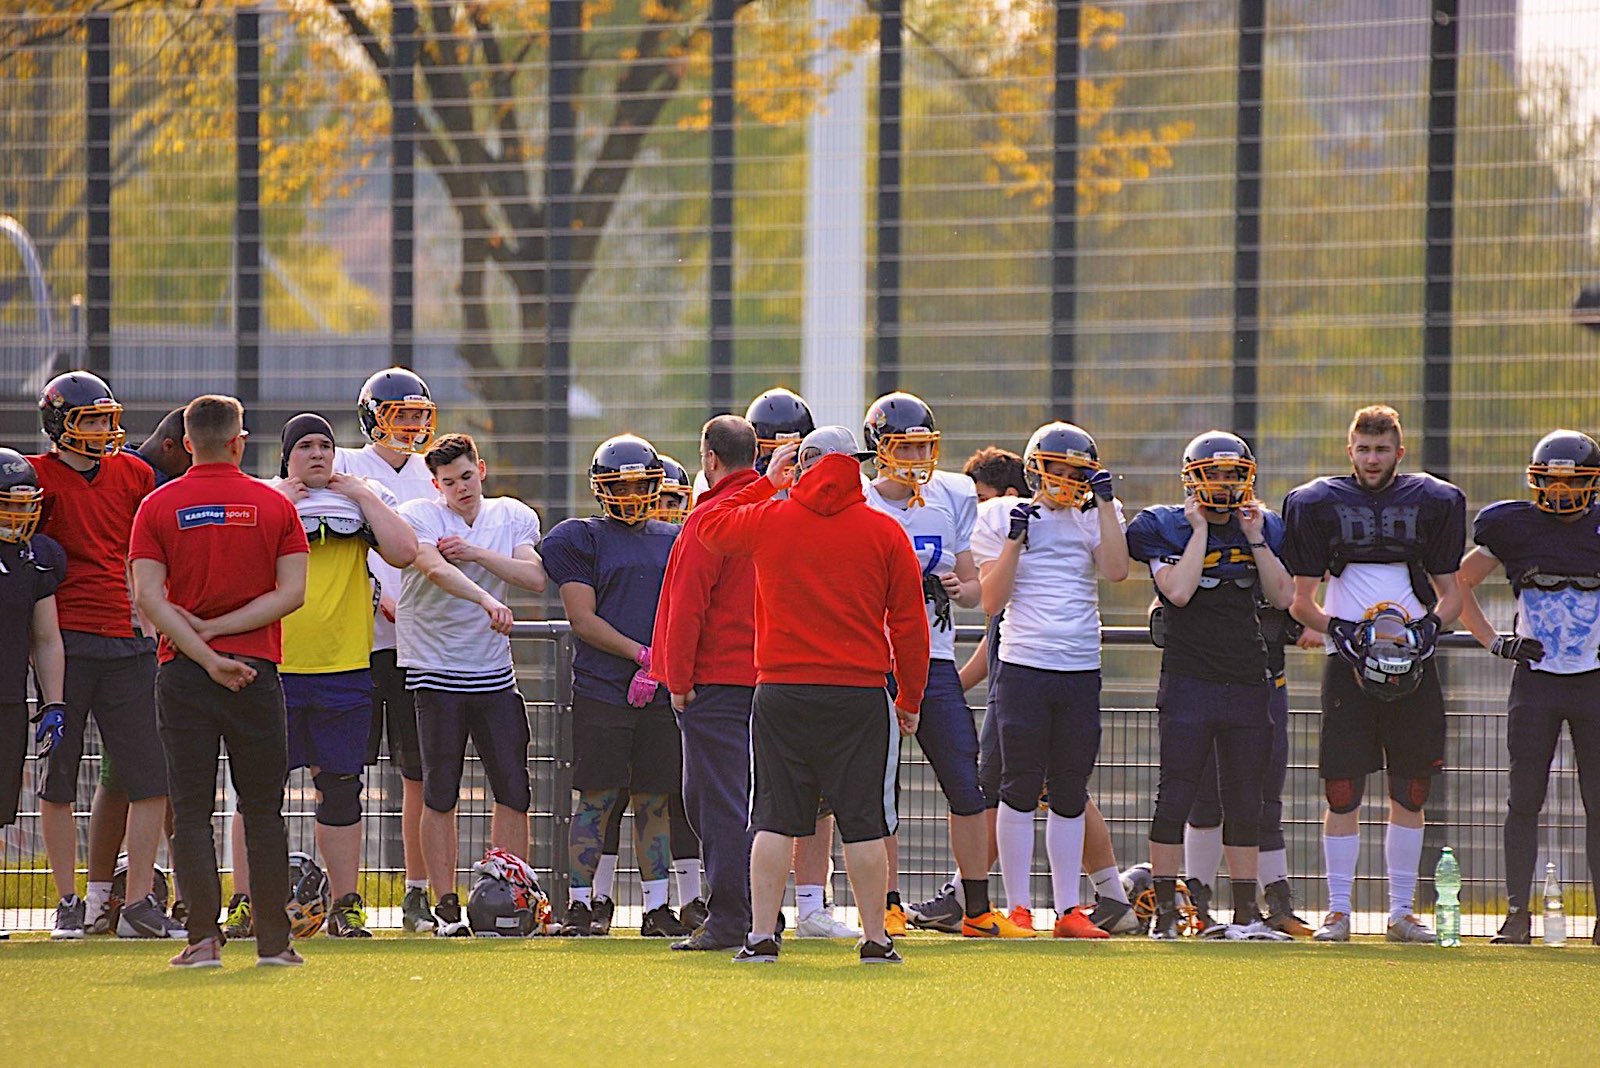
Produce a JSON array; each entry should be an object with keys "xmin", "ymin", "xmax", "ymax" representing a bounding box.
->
[
  {"xmin": 795, "ymin": 909, "xmax": 862, "ymax": 939},
  {"xmin": 1231, "ymin": 919, "xmax": 1293, "ymax": 941}
]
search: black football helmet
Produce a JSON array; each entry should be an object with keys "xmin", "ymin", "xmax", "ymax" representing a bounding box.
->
[
  {"xmin": 590, "ymin": 434, "xmax": 663, "ymax": 523},
  {"xmin": 1527, "ymin": 429, "xmax": 1600, "ymax": 515},
  {"xmin": 652, "ymin": 454, "xmax": 691, "ymax": 524},
  {"xmin": 358, "ymin": 367, "xmax": 437, "ymax": 453},
  {"xmin": 0, "ymin": 448, "xmax": 42, "ymax": 544},
  {"xmin": 1182, "ymin": 430, "xmax": 1256, "ymax": 510},
  {"xmin": 1024, "ymin": 421, "xmax": 1100, "ymax": 509},
  {"xmin": 864, "ymin": 392, "xmax": 939, "ymax": 503},
  {"xmin": 1351, "ymin": 605, "xmax": 1427, "ymax": 703},
  {"xmin": 286, "ymin": 851, "xmax": 332, "ymax": 938},
  {"xmin": 745, "ymin": 388, "xmax": 815, "ymax": 472},
  {"xmin": 39, "ymin": 370, "xmax": 125, "ymax": 458}
]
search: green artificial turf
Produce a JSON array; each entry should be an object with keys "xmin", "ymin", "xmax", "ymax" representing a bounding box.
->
[{"xmin": 1, "ymin": 934, "xmax": 1596, "ymax": 1063}]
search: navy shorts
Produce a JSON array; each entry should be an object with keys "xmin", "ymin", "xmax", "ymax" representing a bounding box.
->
[
  {"xmin": 977, "ymin": 613, "xmax": 1003, "ymax": 809},
  {"xmin": 1151, "ymin": 673, "xmax": 1271, "ymax": 848},
  {"xmin": 1319, "ymin": 655, "xmax": 1446, "ymax": 780},
  {"xmin": 367, "ymin": 649, "xmax": 422, "ymax": 781},
  {"xmin": 914, "ymin": 660, "xmax": 985, "ymax": 816},
  {"xmin": 990, "ymin": 660, "xmax": 1100, "ymax": 818},
  {"xmin": 415, "ymin": 687, "xmax": 532, "ymax": 813},
  {"xmin": 284, "ymin": 670, "xmax": 372, "ymax": 776},
  {"xmin": 571, "ymin": 695, "xmax": 682, "ymax": 795}
]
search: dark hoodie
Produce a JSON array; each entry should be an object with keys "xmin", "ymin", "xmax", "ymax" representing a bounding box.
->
[{"xmin": 697, "ymin": 452, "xmax": 929, "ymax": 712}]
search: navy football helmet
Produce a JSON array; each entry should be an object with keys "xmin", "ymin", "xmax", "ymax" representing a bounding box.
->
[
  {"xmin": 0, "ymin": 448, "xmax": 42, "ymax": 544},
  {"xmin": 590, "ymin": 434, "xmax": 663, "ymax": 523},
  {"xmin": 745, "ymin": 388, "xmax": 814, "ymax": 472},
  {"xmin": 1527, "ymin": 429, "xmax": 1600, "ymax": 515},
  {"xmin": 864, "ymin": 392, "xmax": 939, "ymax": 503},
  {"xmin": 652, "ymin": 454, "xmax": 691, "ymax": 524},
  {"xmin": 1350, "ymin": 605, "xmax": 1427, "ymax": 703},
  {"xmin": 1181, "ymin": 431, "xmax": 1256, "ymax": 511},
  {"xmin": 358, "ymin": 367, "xmax": 436, "ymax": 453},
  {"xmin": 1023, "ymin": 422, "xmax": 1100, "ymax": 509},
  {"xmin": 39, "ymin": 371, "xmax": 125, "ymax": 458}
]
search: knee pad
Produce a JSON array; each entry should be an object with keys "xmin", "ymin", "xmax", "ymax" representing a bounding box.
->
[
  {"xmin": 1324, "ymin": 777, "xmax": 1363, "ymax": 815},
  {"xmin": 313, "ymin": 772, "xmax": 363, "ymax": 827},
  {"xmin": 1388, "ymin": 774, "xmax": 1430, "ymax": 813},
  {"xmin": 1150, "ymin": 814, "xmax": 1186, "ymax": 846},
  {"xmin": 1221, "ymin": 818, "xmax": 1260, "ymax": 848}
]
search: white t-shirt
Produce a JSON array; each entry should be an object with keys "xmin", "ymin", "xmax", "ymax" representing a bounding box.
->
[
  {"xmin": 335, "ymin": 445, "xmax": 439, "ymax": 651},
  {"xmin": 971, "ymin": 496, "xmax": 1124, "ymax": 672},
  {"xmin": 1322, "ymin": 563, "xmax": 1425, "ymax": 652},
  {"xmin": 865, "ymin": 470, "xmax": 977, "ymax": 663},
  {"xmin": 396, "ymin": 496, "xmax": 542, "ymax": 691}
]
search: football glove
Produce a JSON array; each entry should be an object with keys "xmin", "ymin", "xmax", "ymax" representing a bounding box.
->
[
  {"xmin": 626, "ymin": 646, "xmax": 658, "ymax": 708},
  {"xmin": 1082, "ymin": 469, "xmax": 1115, "ymax": 512},
  {"xmin": 1491, "ymin": 634, "xmax": 1544, "ymax": 665},
  {"xmin": 1410, "ymin": 612, "xmax": 1442, "ymax": 658},
  {"xmin": 32, "ymin": 702, "xmax": 65, "ymax": 756},
  {"xmin": 922, "ymin": 572, "xmax": 953, "ymax": 633},
  {"xmin": 1327, "ymin": 617, "xmax": 1363, "ymax": 666},
  {"xmin": 1007, "ymin": 502, "xmax": 1040, "ymax": 544}
]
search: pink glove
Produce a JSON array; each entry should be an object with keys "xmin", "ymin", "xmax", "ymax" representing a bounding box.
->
[{"xmin": 627, "ymin": 647, "xmax": 658, "ymax": 708}]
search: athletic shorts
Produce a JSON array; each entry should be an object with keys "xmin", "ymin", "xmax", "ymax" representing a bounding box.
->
[
  {"xmin": 750, "ymin": 683, "xmax": 897, "ymax": 844},
  {"xmin": 1319, "ymin": 655, "xmax": 1446, "ymax": 780},
  {"xmin": 367, "ymin": 649, "xmax": 422, "ymax": 780},
  {"xmin": 415, "ymin": 686, "xmax": 531, "ymax": 813},
  {"xmin": 285, "ymin": 670, "xmax": 373, "ymax": 776},
  {"xmin": 911, "ymin": 660, "xmax": 985, "ymax": 816},
  {"xmin": 0, "ymin": 702, "xmax": 26, "ymax": 827},
  {"xmin": 571, "ymin": 695, "xmax": 682, "ymax": 795},
  {"xmin": 39, "ymin": 651, "xmax": 166, "ymax": 804}
]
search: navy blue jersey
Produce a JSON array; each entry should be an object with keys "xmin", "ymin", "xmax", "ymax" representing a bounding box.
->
[
  {"xmin": 540, "ymin": 516, "xmax": 678, "ymax": 707},
  {"xmin": 0, "ymin": 534, "xmax": 65, "ymax": 702},
  {"xmin": 1474, "ymin": 499, "xmax": 1600, "ymax": 674},
  {"xmin": 1128, "ymin": 505, "xmax": 1285, "ymax": 683}
]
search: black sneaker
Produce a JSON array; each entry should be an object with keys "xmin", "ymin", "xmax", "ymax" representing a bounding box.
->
[
  {"xmin": 1186, "ymin": 880, "xmax": 1225, "ymax": 938},
  {"xmin": 1088, "ymin": 896, "xmax": 1139, "ymax": 934},
  {"xmin": 680, "ymin": 897, "xmax": 709, "ymax": 930},
  {"xmin": 732, "ymin": 934, "xmax": 781, "ymax": 963},
  {"xmin": 118, "ymin": 893, "xmax": 187, "ymax": 939},
  {"xmin": 51, "ymin": 895, "xmax": 86, "ymax": 941},
  {"xmin": 433, "ymin": 893, "xmax": 470, "ymax": 937},
  {"xmin": 1491, "ymin": 906, "xmax": 1531, "ymax": 945},
  {"xmin": 328, "ymin": 893, "xmax": 373, "ymax": 938},
  {"xmin": 589, "ymin": 895, "xmax": 615, "ymax": 936},
  {"xmin": 859, "ymin": 937, "xmax": 903, "ymax": 964},
  {"xmin": 641, "ymin": 904, "xmax": 693, "ymax": 938},
  {"xmin": 561, "ymin": 900, "xmax": 594, "ymax": 937},
  {"xmin": 224, "ymin": 894, "xmax": 254, "ymax": 940},
  {"xmin": 401, "ymin": 886, "xmax": 436, "ymax": 934},
  {"xmin": 1150, "ymin": 908, "xmax": 1182, "ymax": 941},
  {"xmin": 672, "ymin": 926, "xmax": 743, "ymax": 951},
  {"xmin": 170, "ymin": 898, "xmax": 189, "ymax": 928},
  {"xmin": 1263, "ymin": 879, "xmax": 1314, "ymax": 938}
]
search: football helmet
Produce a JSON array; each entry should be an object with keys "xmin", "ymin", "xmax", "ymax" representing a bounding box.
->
[
  {"xmin": 1181, "ymin": 430, "xmax": 1256, "ymax": 510},
  {"xmin": 1023, "ymin": 421, "xmax": 1100, "ymax": 509},
  {"xmin": 286, "ymin": 851, "xmax": 332, "ymax": 938},
  {"xmin": 467, "ymin": 848, "xmax": 555, "ymax": 937},
  {"xmin": 590, "ymin": 434, "xmax": 663, "ymax": 523},
  {"xmin": 0, "ymin": 448, "xmax": 42, "ymax": 543},
  {"xmin": 357, "ymin": 367, "xmax": 437, "ymax": 453},
  {"xmin": 745, "ymin": 388, "xmax": 815, "ymax": 472},
  {"xmin": 1526, "ymin": 429, "xmax": 1600, "ymax": 515},
  {"xmin": 652, "ymin": 454, "xmax": 691, "ymax": 524},
  {"xmin": 1351, "ymin": 604, "xmax": 1427, "ymax": 702},
  {"xmin": 106, "ymin": 854, "xmax": 172, "ymax": 931},
  {"xmin": 39, "ymin": 371, "xmax": 125, "ymax": 458},
  {"xmin": 864, "ymin": 392, "xmax": 939, "ymax": 505},
  {"xmin": 1121, "ymin": 863, "xmax": 1200, "ymax": 935}
]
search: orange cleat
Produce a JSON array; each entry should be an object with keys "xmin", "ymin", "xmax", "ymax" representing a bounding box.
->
[
  {"xmin": 1007, "ymin": 905, "xmax": 1036, "ymax": 933},
  {"xmin": 962, "ymin": 908, "xmax": 1036, "ymax": 938},
  {"xmin": 1053, "ymin": 907, "xmax": 1111, "ymax": 939},
  {"xmin": 884, "ymin": 903, "xmax": 909, "ymax": 938}
]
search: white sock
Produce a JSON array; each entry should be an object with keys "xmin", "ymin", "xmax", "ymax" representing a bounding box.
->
[
  {"xmin": 1045, "ymin": 811, "xmax": 1087, "ymax": 913},
  {"xmin": 405, "ymin": 878, "xmax": 428, "ymax": 891},
  {"xmin": 1258, "ymin": 848, "xmax": 1290, "ymax": 891},
  {"xmin": 1090, "ymin": 865, "xmax": 1128, "ymax": 905},
  {"xmin": 674, "ymin": 858, "xmax": 703, "ymax": 903},
  {"xmin": 593, "ymin": 854, "xmax": 617, "ymax": 900},
  {"xmin": 570, "ymin": 885, "xmax": 592, "ymax": 907},
  {"xmin": 642, "ymin": 878, "xmax": 669, "ymax": 912},
  {"xmin": 949, "ymin": 873, "xmax": 965, "ymax": 908},
  {"xmin": 1184, "ymin": 824, "xmax": 1225, "ymax": 889},
  {"xmin": 1385, "ymin": 823, "xmax": 1425, "ymax": 921},
  {"xmin": 86, "ymin": 881, "xmax": 111, "ymax": 911},
  {"xmin": 795, "ymin": 884, "xmax": 825, "ymax": 920},
  {"xmin": 1324, "ymin": 833, "xmax": 1361, "ymax": 916},
  {"xmin": 996, "ymin": 804, "xmax": 1036, "ymax": 911}
]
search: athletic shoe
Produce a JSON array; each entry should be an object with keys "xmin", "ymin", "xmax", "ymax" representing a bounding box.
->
[
  {"xmin": 796, "ymin": 909, "xmax": 861, "ymax": 939},
  {"xmin": 170, "ymin": 898, "xmax": 189, "ymax": 928},
  {"xmin": 1386, "ymin": 914, "xmax": 1435, "ymax": 944},
  {"xmin": 0, "ymin": 928, "xmax": 8, "ymax": 941},
  {"xmin": 50, "ymin": 895, "xmax": 86, "ymax": 941},
  {"xmin": 1150, "ymin": 908, "xmax": 1182, "ymax": 941},
  {"xmin": 1052, "ymin": 908, "xmax": 1110, "ymax": 939},
  {"xmin": 1088, "ymin": 896, "xmax": 1140, "ymax": 935},
  {"xmin": 961, "ymin": 908, "xmax": 1035, "ymax": 938},
  {"xmin": 1490, "ymin": 906, "xmax": 1531, "ymax": 945},
  {"xmin": 859, "ymin": 937, "xmax": 903, "ymax": 964},
  {"xmin": 118, "ymin": 894, "xmax": 187, "ymax": 939},
  {"xmin": 170, "ymin": 937, "xmax": 224, "ymax": 969},
  {"xmin": 85, "ymin": 896, "xmax": 115, "ymax": 936},
  {"xmin": 256, "ymin": 946, "xmax": 306, "ymax": 967},
  {"xmin": 1313, "ymin": 911, "xmax": 1350, "ymax": 942},
  {"xmin": 884, "ymin": 903, "xmax": 909, "ymax": 938},
  {"xmin": 680, "ymin": 897, "xmax": 709, "ymax": 931},
  {"xmin": 401, "ymin": 886, "xmax": 436, "ymax": 934},
  {"xmin": 433, "ymin": 893, "xmax": 470, "ymax": 937},
  {"xmin": 327, "ymin": 893, "xmax": 372, "ymax": 938},
  {"xmin": 641, "ymin": 905, "xmax": 693, "ymax": 938},
  {"xmin": 1007, "ymin": 905, "xmax": 1036, "ymax": 934},
  {"xmin": 560, "ymin": 900, "xmax": 593, "ymax": 937},
  {"xmin": 1186, "ymin": 881, "xmax": 1225, "ymax": 938},
  {"xmin": 672, "ymin": 927, "xmax": 743, "ymax": 951},
  {"xmin": 732, "ymin": 934, "xmax": 781, "ymax": 963},
  {"xmin": 910, "ymin": 885, "xmax": 964, "ymax": 934},
  {"xmin": 1263, "ymin": 879, "xmax": 1313, "ymax": 938},
  {"xmin": 224, "ymin": 894, "xmax": 254, "ymax": 939},
  {"xmin": 589, "ymin": 895, "xmax": 615, "ymax": 935},
  {"xmin": 1231, "ymin": 919, "xmax": 1293, "ymax": 942}
]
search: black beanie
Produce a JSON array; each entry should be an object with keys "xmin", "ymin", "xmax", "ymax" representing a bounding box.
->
[{"xmin": 280, "ymin": 413, "xmax": 336, "ymax": 478}]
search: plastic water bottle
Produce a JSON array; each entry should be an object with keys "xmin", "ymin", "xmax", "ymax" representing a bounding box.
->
[
  {"xmin": 1434, "ymin": 847, "xmax": 1461, "ymax": 947},
  {"xmin": 1543, "ymin": 862, "xmax": 1566, "ymax": 947}
]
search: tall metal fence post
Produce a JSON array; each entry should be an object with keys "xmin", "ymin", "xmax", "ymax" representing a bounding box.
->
[
  {"xmin": 710, "ymin": 0, "xmax": 736, "ymax": 416},
  {"xmin": 1232, "ymin": 0, "xmax": 1265, "ymax": 444},
  {"xmin": 1423, "ymin": 1, "xmax": 1458, "ymax": 479},
  {"xmin": 545, "ymin": 3, "xmax": 578, "ymax": 522},
  {"xmin": 875, "ymin": 0, "xmax": 902, "ymax": 397},
  {"xmin": 85, "ymin": 13, "xmax": 112, "ymax": 379},
  {"xmin": 235, "ymin": 7, "xmax": 262, "ymax": 471},
  {"xmin": 390, "ymin": 3, "xmax": 417, "ymax": 370},
  {"xmin": 550, "ymin": 633, "xmax": 575, "ymax": 909},
  {"xmin": 1050, "ymin": 1, "xmax": 1080, "ymax": 418}
]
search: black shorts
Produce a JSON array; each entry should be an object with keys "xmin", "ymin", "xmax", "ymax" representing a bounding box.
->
[
  {"xmin": 0, "ymin": 702, "xmax": 26, "ymax": 827},
  {"xmin": 40, "ymin": 651, "xmax": 166, "ymax": 804},
  {"xmin": 751, "ymin": 683, "xmax": 896, "ymax": 845},
  {"xmin": 1319, "ymin": 655, "xmax": 1446, "ymax": 780},
  {"xmin": 571, "ymin": 695, "xmax": 682, "ymax": 795},
  {"xmin": 367, "ymin": 649, "xmax": 422, "ymax": 781},
  {"xmin": 415, "ymin": 687, "xmax": 531, "ymax": 813}
]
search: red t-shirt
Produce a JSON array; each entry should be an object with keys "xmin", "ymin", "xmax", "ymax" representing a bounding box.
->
[
  {"xmin": 30, "ymin": 450, "xmax": 155, "ymax": 638},
  {"xmin": 127, "ymin": 463, "xmax": 310, "ymax": 664}
]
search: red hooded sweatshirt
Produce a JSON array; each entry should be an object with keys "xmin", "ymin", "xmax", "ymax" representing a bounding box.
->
[
  {"xmin": 696, "ymin": 453, "xmax": 929, "ymax": 713},
  {"xmin": 650, "ymin": 467, "xmax": 761, "ymax": 694}
]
